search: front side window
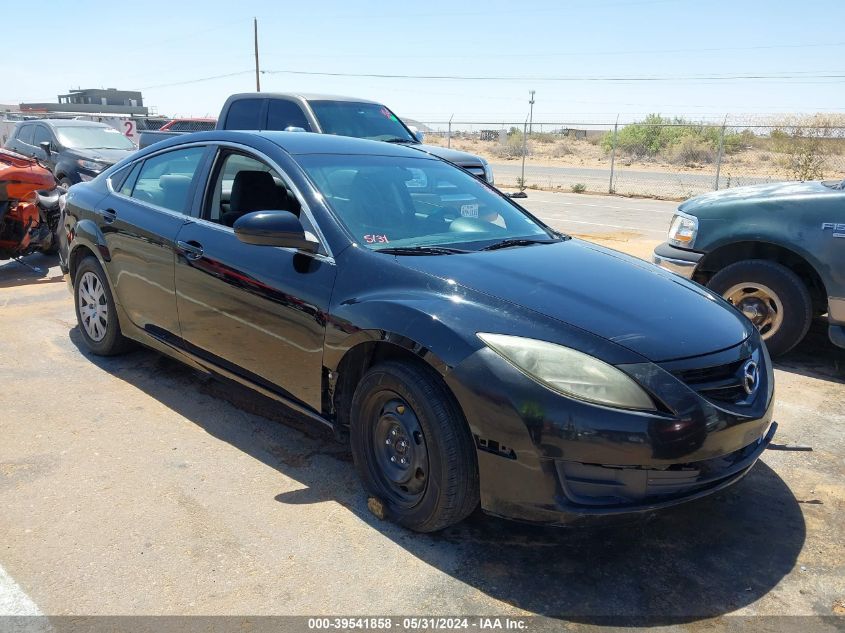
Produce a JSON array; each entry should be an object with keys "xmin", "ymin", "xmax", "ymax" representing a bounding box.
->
[
  {"xmin": 55, "ymin": 126, "xmax": 135, "ymax": 150},
  {"xmin": 299, "ymin": 154, "xmax": 551, "ymax": 250},
  {"xmin": 32, "ymin": 126, "xmax": 53, "ymax": 147},
  {"xmin": 267, "ymin": 101, "xmax": 311, "ymax": 132},
  {"xmin": 129, "ymin": 146, "xmax": 206, "ymax": 213},
  {"xmin": 205, "ymin": 151, "xmax": 302, "ymax": 227},
  {"xmin": 309, "ymin": 101, "xmax": 415, "ymax": 142}
]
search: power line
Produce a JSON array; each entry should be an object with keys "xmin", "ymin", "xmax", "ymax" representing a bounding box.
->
[
  {"xmin": 261, "ymin": 69, "xmax": 845, "ymax": 83},
  {"xmin": 140, "ymin": 70, "xmax": 253, "ymax": 90}
]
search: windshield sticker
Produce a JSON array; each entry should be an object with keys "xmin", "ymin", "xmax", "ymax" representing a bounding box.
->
[
  {"xmin": 379, "ymin": 107, "xmax": 398, "ymax": 122},
  {"xmin": 364, "ymin": 234, "xmax": 389, "ymax": 244},
  {"xmin": 460, "ymin": 203, "xmax": 479, "ymax": 218}
]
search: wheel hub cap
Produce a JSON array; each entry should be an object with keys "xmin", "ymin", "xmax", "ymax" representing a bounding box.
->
[
  {"xmin": 78, "ymin": 271, "xmax": 108, "ymax": 342},
  {"xmin": 723, "ymin": 282, "xmax": 784, "ymax": 339}
]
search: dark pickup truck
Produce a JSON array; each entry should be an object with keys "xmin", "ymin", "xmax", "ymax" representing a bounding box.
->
[
  {"xmin": 653, "ymin": 179, "xmax": 845, "ymax": 356},
  {"xmin": 139, "ymin": 93, "xmax": 493, "ymax": 184}
]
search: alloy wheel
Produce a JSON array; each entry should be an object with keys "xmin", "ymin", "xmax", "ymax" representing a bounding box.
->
[{"xmin": 78, "ymin": 271, "xmax": 109, "ymax": 342}]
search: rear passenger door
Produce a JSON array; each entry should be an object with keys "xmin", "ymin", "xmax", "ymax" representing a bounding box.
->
[{"xmin": 102, "ymin": 145, "xmax": 210, "ymax": 340}]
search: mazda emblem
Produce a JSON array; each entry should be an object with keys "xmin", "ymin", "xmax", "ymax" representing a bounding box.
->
[{"xmin": 742, "ymin": 360, "xmax": 759, "ymax": 396}]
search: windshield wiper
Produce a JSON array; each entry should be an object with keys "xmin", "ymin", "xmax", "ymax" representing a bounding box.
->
[
  {"xmin": 480, "ymin": 238, "xmax": 560, "ymax": 251},
  {"xmin": 383, "ymin": 137, "xmax": 418, "ymax": 144},
  {"xmin": 376, "ymin": 245, "xmax": 468, "ymax": 255}
]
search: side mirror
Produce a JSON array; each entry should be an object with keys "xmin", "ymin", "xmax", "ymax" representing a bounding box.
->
[
  {"xmin": 233, "ymin": 210, "xmax": 319, "ymax": 253},
  {"xmin": 39, "ymin": 141, "xmax": 52, "ymax": 156},
  {"xmin": 409, "ymin": 126, "xmax": 425, "ymax": 143}
]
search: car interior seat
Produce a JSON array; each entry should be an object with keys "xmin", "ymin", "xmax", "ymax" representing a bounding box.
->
[{"xmin": 222, "ymin": 170, "xmax": 299, "ymax": 227}]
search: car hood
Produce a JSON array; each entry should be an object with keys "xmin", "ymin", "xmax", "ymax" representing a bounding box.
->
[
  {"xmin": 680, "ymin": 180, "xmax": 838, "ymax": 215},
  {"xmin": 398, "ymin": 239, "xmax": 751, "ymax": 362},
  {"xmin": 70, "ymin": 147, "xmax": 135, "ymax": 165},
  {"xmin": 415, "ymin": 143, "xmax": 485, "ymax": 167}
]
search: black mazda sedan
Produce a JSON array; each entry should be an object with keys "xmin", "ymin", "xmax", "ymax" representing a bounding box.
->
[{"xmin": 59, "ymin": 131, "xmax": 776, "ymax": 532}]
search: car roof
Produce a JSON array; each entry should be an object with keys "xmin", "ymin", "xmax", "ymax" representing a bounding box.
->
[
  {"xmin": 261, "ymin": 131, "xmax": 427, "ymax": 157},
  {"xmin": 228, "ymin": 92, "xmax": 380, "ymax": 105},
  {"xmin": 26, "ymin": 119, "xmax": 112, "ymax": 128}
]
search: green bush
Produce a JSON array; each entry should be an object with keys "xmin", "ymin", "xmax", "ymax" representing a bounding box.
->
[
  {"xmin": 601, "ymin": 114, "xmax": 749, "ymax": 160},
  {"xmin": 571, "ymin": 183, "xmax": 586, "ymax": 193},
  {"xmin": 491, "ymin": 133, "xmax": 532, "ymax": 159}
]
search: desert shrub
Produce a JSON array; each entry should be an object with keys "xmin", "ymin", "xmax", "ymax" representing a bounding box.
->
[
  {"xmin": 601, "ymin": 114, "xmax": 749, "ymax": 160},
  {"xmin": 550, "ymin": 141, "xmax": 573, "ymax": 157},
  {"xmin": 528, "ymin": 132, "xmax": 557, "ymax": 144},
  {"xmin": 491, "ymin": 133, "xmax": 532, "ymax": 159},
  {"xmin": 571, "ymin": 183, "xmax": 586, "ymax": 193},
  {"xmin": 768, "ymin": 114, "xmax": 845, "ymax": 180},
  {"xmin": 667, "ymin": 135, "xmax": 714, "ymax": 165}
]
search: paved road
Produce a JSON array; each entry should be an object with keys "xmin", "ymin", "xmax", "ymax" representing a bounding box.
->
[
  {"xmin": 491, "ymin": 162, "xmax": 773, "ymax": 197},
  {"xmin": 510, "ymin": 188, "xmax": 677, "ymax": 239}
]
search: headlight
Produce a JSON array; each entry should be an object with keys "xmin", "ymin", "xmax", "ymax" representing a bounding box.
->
[
  {"xmin": 77, "ymin": 159, "xmax": 106, "ymax": 173},
  {"xmin": 478, "ymin": 333, "xmax": 656, "ymax": 411},
  {"xmin": 667, "ymin": 212, "xmax": 698, "ymax": 248},
  {"xmin": 482, "ymin": 161, "xmax": 494, "ymax": 185}
]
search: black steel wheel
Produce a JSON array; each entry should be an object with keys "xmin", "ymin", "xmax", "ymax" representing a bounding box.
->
[{"xmin": 350, "ymin": 360, "xmax": 479, "ymax": 532}]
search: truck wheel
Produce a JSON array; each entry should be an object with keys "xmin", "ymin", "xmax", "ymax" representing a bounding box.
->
[
  {"xmin": 708, "ymin": 259, "xmax": 812, "ymax": 357},
  {"xmin": 74, "ymin": 256, "xmax": 133, "ymax": 356},
  {"xmin": 349, "ymin": 360, "xmax": 479, "ymax": 532}
]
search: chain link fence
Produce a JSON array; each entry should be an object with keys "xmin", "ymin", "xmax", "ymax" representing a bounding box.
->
[{"xmin": 419, "ymin": 115, "xmax": 845, "ymax": 199}]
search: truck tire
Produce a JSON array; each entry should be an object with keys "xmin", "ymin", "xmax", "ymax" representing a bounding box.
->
[
  {"xmin": 349, "ymin": 360, "xmax": 479, "ymax": 532},
  {"xmin": 708, "ymin": 259, "xmax": 812, "ymax": 357}
]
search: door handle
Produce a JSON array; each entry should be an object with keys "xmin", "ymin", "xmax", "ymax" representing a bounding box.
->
[
  {"xmin": 177, "ymin": 240, "xmax": 204, "ymax": 260},
  {"xmin": 102, "ymin": 208, "xmax": 117, "ymax": 224}
]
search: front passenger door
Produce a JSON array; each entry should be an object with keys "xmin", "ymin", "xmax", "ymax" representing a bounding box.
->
[{"xmin": 174, "ymin": 148, "xmax": 336, "ymax": 412}]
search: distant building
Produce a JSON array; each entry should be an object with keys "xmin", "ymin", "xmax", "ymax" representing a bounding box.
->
[{"xmin": 20, "ymin": 88, "xmax": 148, "ymax": 116}]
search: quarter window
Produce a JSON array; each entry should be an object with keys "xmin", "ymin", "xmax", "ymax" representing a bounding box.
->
[{"xmin": 129, "ymin": 147, "xmax": 206, "ymax": 213}]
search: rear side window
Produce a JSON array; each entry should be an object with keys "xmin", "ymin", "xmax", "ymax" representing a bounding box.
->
[
  {"xmin": 130, "ymin": 147, "xmax": 206, "ymax": 213},
  {"xmin": 224, "ymin": 99, "xmax": 263, "ymax": 130},
  {"xmin": 267, "ymin": 101, "xmax": 311, "ymax": 131},
  {"xmin": 16, "ymin": 124, "xmax": 34, "ymax": 145},
  {"xmin": 114, "ymin": 162, "xmax": 143, "ymax": 195}
]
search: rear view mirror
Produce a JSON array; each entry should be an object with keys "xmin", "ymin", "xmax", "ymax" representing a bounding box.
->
[
  {"xmin": 233, "ymin": 210, "xmax": 319, "ymax": 253},
  {"xmin": 409, "ymin": 126, "xmax": 425, "ymax": 143},
  {"xmin": 39, "ymin": 141, "xmax": 52, "ymax": 156}
]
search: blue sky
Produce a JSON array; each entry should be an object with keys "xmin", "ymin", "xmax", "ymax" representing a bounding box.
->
[{"xmin": 3, "ymin": 0, "xmax": 844, "ymax": 125}]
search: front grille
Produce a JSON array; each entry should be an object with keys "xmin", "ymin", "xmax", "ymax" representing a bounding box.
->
[{"xmin": 673, "ymin": 357, "xmax": 749, "ymax": 403}]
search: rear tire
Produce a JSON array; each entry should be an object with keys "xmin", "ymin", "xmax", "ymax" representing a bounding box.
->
[
  {"xmin": 350, "ymin": 360, "xmax": 479, "ymax": 532},
  {"xmin": 708, "ymin": 259, "xmax": 812, "ymax": 357},
  {"xmin": 74, "ymin": 256, "xmax": 133, "ymax": 356}
]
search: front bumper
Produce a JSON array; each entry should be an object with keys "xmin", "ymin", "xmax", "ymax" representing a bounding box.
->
[
  {"xmin": 445, "ymin": 340, "xmax": 775, "ymax": 525},
  {"xmin": 653, "ymin": 241, "xmax": 703, "ymax": 279}
]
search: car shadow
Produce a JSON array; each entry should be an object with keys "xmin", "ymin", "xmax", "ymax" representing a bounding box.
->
[
  {"xmin": 0, "ymin": 253, "xmax": 64, "ymax": 289},
  {"xmin": 775, "ymin": 317, "xmax": 844, "ymax": 384},
  {"xmin": 68, "ymin": 328, "xmax": 805, "ymax": 623}
]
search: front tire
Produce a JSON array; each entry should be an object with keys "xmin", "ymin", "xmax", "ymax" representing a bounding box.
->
[
  {"xmin": 74, "ymin": 256, "xmax": 132, "ymax": 356},
  {"xmin": 708, "ymin": 259, "xmax": 812, "ymax": 357},
  {"xmin": 350, "ymin": 361, "xmax": 479, "ymax": 532}
]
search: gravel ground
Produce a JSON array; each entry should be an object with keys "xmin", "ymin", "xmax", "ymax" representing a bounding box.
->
[{"xmin": 1, "ymin": 194, "xmax": 843, "ymax": 625}]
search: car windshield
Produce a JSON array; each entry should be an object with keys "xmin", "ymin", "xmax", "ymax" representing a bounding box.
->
[
  {"xmin": 55, "ymin": 126, "xmax": 135, "ymax": 150},
  {"xmin": 298, "ymin": 154, "xmax": 554, "ymax": 251},
  {"xmin": 310, "ymin": 101, "xmax": 416, "ymax": 142}
]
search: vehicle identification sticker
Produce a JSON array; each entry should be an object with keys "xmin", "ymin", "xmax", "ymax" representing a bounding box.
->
[
  {"xmin": 364, "ymin": 234, "xmax": 389, "ymax": 244},
  {"xmin": 460, "ymin": 204, "xmax": 479, "ymax": 218}
]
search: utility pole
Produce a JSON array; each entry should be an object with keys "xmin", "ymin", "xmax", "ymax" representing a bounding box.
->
[
  {"xmin": 254, "ymin": 17, "xmax": 261, "ymax": 92},
  {"xmin": 528, "ymin": 90, "xmax": 535, "ymax": 135}
]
